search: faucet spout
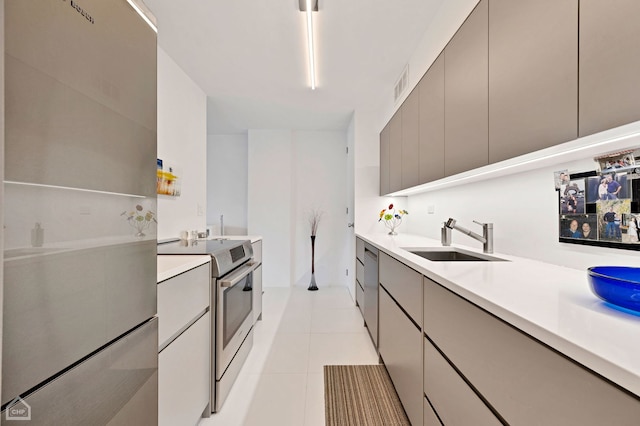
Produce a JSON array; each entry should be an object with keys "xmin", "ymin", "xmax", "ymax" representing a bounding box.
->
[{"xmin": 444, "ymin": 218, "xmax": 493, "ymax": 253}]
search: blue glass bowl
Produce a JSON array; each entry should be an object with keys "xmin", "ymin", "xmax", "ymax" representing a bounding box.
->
[{"xmin": 588, "ymin": 266, "xmax": 640, "ymax": 312}]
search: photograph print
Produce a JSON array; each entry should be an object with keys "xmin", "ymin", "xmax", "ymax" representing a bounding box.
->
[
  {"xmin": 560, "ymin": 179, "xmax": 585, "ymax": 214},
  {"xmin": 559, "ymin": 214, "xmax": 597, "ymax": 240},
  {"xmin": 622, "ymin": 213, "xmax": 640, "ymax": 244},
  {"xmin": 597, "ymin": 199, "xmax": 631, "ymax": 242},
  {"xmin": 595, "ymin": 150, "xmax": 636, "ymax": 173}
]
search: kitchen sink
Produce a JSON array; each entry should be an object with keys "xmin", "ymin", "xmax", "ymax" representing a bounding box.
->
[{"xmin": 403, "ymin": 248, "xmax": 507, "ymax": 262}]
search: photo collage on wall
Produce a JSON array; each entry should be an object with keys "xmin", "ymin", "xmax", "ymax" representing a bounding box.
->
[{"xmin": 557, "ymin": 149, "xmax": 640, "ymax": 248}]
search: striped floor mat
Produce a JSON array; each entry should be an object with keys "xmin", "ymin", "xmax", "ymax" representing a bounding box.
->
[{"xmin": 324, "ymin": 364, "xmax": 411, "ymax": 426}]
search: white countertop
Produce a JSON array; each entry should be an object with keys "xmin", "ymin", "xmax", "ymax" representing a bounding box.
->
[
  {"xmin": 207, "ymin": 235, "xmax": 262, "ymax": 243},
  {"xmin": 157, "ymin": 255, "xmax": 211, "ymax": 283},
  {"xmin": 358, "ymin": 232, "xmax": 640, "ymax": 398}
]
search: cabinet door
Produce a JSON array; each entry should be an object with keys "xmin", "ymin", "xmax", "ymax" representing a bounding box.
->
[
  {"xmin": 444, "ymin": 0, "xmax": 488, "ymax": 177},
  {"xmin": 419, "ymin": 52, "xmax": 445, "ymax": 184},
  {"xmin": 424, "ymin": 337, "xmax": 501, "ymax": 426},
  {"xmin": 424, "ymin": 397, "xmax": 442, "ymax": 426},
  {"xmin": 579, "ymin": 0, "xmax": 640, "ymax": 137},
  {"xmin": 355, "ymin": 281, "xmax": 364, "ymax": 318},
  {"xmin": 488, "ymin": 0, "xmax": 578, "ymax": 163},
  {"xmin": 363, "ymin": 245, "xmax": 379, "ymax": 346},
  {"xmin": 379, "ymin": 252, "xmax": 422, "ymax": 327},
  {"xmin": 157, "ymin": 262, "xmax": 210, "ymax": 349},
  {"xmin": 379, "ymin": 288, "xmax": 423, "ymax": 426},
  {"xmin": 253, "ymin": 264, "xmax": 263, "ymax": 323},
  {"xmin": 159, "ymin": 313, "xmax": 210, "ymax": 426},
  {"xmin": 356, "ymin": 237, "xmax": 365, "ymax": 263},
  {"xmin": 402, "ymin": 88, "xmax": 420, "ymax": 189},
  {"xmin": 423, "ymin": 277, "xmax": 640, "ymax": 425},
  {"xmin": 389, "ymin": 110, "xmax": 403, "ymax": 193},
  {"xmin": 380, "ymin": 123, "xmax": 391, "ymax": 195}
]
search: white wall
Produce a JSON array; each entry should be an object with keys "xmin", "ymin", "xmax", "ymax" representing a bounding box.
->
[
  {"xmin": 406, "ymin": 154, "xmax": 640, "ymax": 270},
  {"xmin": 157, "ymin": 47, "xmax": 207, "ymax": 240},
  {"xmin": 206, "ymin": 134, "xmax": 248, "ymax": 235},
  {"xmin": 248, "ymin": 130, "xmax": 348, "ymax": 288}
]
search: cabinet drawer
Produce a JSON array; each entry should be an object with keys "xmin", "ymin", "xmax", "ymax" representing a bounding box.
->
[
  {"xmin": 424, "ymin": 396, "xmax": 441, "ymax": 426},
  {"xmin": 424, "ymin": 278, "xmax": 640, "ymax": 425},
  {"xmin": 356, "ymin": 258, "xmax": 364, "ymax": 287},
  {"xmin": 356, "ymin": 281, "xmax": 364, "ymax": 317},
  {"xmin": 159, "ymin": 312, "xmax": 210, "ymax": 426},
  {"xmin": 379, "ymin": 252, "xmax": 422, "ymax": 326},
  {"xmin": 252, "ymin": 240, "xmax": 262, "ymax": 264},
  {"xmin": 379, "ymin": 288, "xmax": 423, "ymax": 426},
  {"xmin": 356, "ymin": 237, "xmax": 365, "ymax": 263},
  {"xmin": 424, "ymin": 337, "xmax": 501, "ymax": 426},
  {"xmin": 158, "ymin": 262, "xmax": 210, "ymax": 349}
]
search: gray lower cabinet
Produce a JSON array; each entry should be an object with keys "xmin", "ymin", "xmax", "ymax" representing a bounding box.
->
[
  {"xmin": 423, "ymin": 336, "xmax": 501, "ymax": 426},
  {"xmin": 378, "ymin": 252, "xmax": 422, "ymax": 327},
  {"xmin": 389, "ymin": 111, "xmax": 403, "ymax": 193},
  {"xmin": 380, "ymin": 123, "xmax": 391, "ymax": 195},
  {"xmin": 379, "ymin": 288, "xmax": 423, "ymax": 426},
  {"xmin": 488, "ymin": 0, "xmax": 578, "ymax": 163},
  {"xmin": 418, "ymin": 52, "xmax": 445, "ymax": 184},
  {"xmin": 157, "ymin": 262, "xmax": 211, "ymax": 425},
  {"xmin": 252, "ymin": 240, "xmax": 263, "ymax": 323},
  {"xmin": 355, "ymin": 280, "xmax": 364, "ymax": 318},
  {"xmin": 363, "ymin": 243, "xmax": 379, "ymax": 347},
  {"xmin": 579, "ymin": 0, "xmax": 640, "ymax": 137},
  {"xmin": 2, "ymin": 318, "xmax": 158, "ymax": 426},
  {"xmin": 423, "ymin": 277, "xmax": 640, "ymax": 425},
  {"xmin": 401, "ymin": 87, "xmax": 420, "ymax": 189},
  {"xmin": 356, "ymin": 252, "xmax": 365, "ymax": 318},
  {"xmin": 423, "ymin": 397, "xmax": 441, "ymax": 426},
  {"xmin": 356, "ymin": 237, "xmax": 365, "ymax": 263},
  {"xmin": 444, "ymin": 0, "xmax": 488, "ymax": 177}
]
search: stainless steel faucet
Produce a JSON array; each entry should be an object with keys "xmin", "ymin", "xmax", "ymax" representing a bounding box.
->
[{"xmin": 443, "ymin": 218, "xmax": 494, "ymax": 253}]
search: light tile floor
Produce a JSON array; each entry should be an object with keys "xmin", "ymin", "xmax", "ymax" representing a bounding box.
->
[{"xmin": 198, "ymin": 286, "xmax": 379, "ymax": 426}]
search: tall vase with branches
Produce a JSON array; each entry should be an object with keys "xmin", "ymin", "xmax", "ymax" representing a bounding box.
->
[{"xmin": 308, "ymin": 209, "xmax": 324, "ymax": 291}]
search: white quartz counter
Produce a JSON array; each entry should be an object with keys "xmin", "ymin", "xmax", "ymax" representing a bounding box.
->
[
  {"xmin": 207, "ymin": 235, "xmax": 262, "ymax": 243},
  {"xmin": 358, "ymin": 232, "xmax": 640, "ymax": 398},
  {"xmin": 157, "ymin": 255, "xmax": 211, "ymax": 283}
]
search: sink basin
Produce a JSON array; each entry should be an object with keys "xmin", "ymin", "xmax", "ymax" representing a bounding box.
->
[{"xmin": 403, "ymin": 248, "xmax": 506, "ymax": 262}]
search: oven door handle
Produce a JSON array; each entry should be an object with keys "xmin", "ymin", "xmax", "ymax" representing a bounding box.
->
[{"xmin": 219, "ymin": 261, "xmax": 257, "ymax": 288}]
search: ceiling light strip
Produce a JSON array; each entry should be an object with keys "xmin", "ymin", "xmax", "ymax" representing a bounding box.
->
[{"xmin": 306, "ymin": 0, "xmax": 316, "ymax": 90}]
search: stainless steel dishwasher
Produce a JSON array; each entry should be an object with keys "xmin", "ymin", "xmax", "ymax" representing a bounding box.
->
[{"xmin": 363, "ymin": 243, "xmax": 379, "ymax": 347}]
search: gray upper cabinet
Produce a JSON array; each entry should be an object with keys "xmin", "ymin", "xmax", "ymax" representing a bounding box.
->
[
  {"xmin": 401, "ymin": 89, "xmax": 420, "ymax": 189},
  {"xmin": 488, "ymin": 0, "xmax": 578, "ymax": 163},
  {"xmin": 389, "ymin": 110, "xmax": 403, "ymax": 193},
  {"xmin": 4, "ymin": 0, "xmax": 157, "ymax": 197},
  {"xmin": 579, "ymin": 0, "xmax": 640, "ymax": 137},
  {"xmin": 380, "ymin": 123, "xmax": 391, "ymax": 195},
  {"xmin": 444, "ymin": 0, "xmax": 489, "ymax": 177},
  {"xmin": 419, "ymin": 52, "xmax": 445, "ymax": 184}
]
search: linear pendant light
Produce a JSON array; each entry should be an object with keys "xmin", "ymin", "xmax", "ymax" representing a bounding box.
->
[{"xmin": 302, "ymin": 0, "xmax": 317, "ymax": 89}]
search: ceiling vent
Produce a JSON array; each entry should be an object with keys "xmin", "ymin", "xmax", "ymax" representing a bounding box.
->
[{"xmin": 394, "ymin": 64, "xmax": 409, "ymax": 103}]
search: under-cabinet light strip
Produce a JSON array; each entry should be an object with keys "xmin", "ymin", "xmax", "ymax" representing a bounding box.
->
[
  {"xmin": 4, "ymin": 180, "xmax": 147, "ymax": 198},
  {"xmin": 389, "ymin": 129, "xmax": 640, "ymax": 196},
  {"xmin": 306, "ymin": 0, "xmax": 316, "ymax": 90},
  {"xmin": 126, "ymin": 0, "xmax": 158, "ymax": 33}
]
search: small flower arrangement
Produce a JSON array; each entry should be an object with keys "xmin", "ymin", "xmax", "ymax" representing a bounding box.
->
[
  {"xmin": 122, "ymin": 204, "xmax": 157, "ymax": 237},
  {"xmin": 378, "ymin": 203, "xmax": 408, "ymax": 235}
]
